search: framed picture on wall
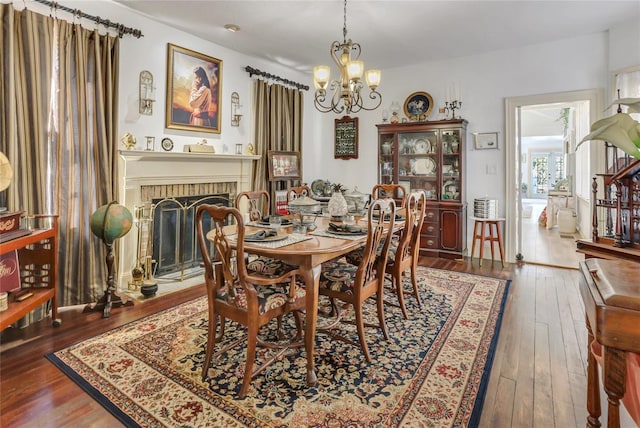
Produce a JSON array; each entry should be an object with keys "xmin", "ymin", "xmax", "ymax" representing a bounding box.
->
[
  {"xmin": 474, "ymin": 132, "xmax": 499, "ymax": 150},
  {"xmin": 334, "ymin": 116, "xmax": 358, "ymax": 159},
  {"xmin": 268, "ymin": 151, "xmax": 302, "ymax": 181},
  {"xmin": 166, "ymin": 43, "xmax": 222, "ymax": 134}
]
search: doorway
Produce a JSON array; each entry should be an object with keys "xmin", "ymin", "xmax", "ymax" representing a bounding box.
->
[{"xmin": 504, "ymin": 89, "xmax": 604, "ymax": 268}]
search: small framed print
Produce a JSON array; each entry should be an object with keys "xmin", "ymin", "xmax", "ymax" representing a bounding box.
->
[
  {"xmin": 474, "ymin": 132, "xmax": 499, "ymax": 150},
  {"xmin": 334, "ymin": 116, "xmax": 358, "ymax": 159},
  {"xmin": 268, "ymin": 151, "xmax": 301, "ymax": 181}
]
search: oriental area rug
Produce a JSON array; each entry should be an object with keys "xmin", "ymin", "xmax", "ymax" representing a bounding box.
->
[{"xmin": 46, "ymin": 267, "xmax": 510, "ymax": 427}]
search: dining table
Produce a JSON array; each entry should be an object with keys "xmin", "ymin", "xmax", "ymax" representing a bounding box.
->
[{"xmin": 207, "ymin": 213, "xmax": 402, "ymax": 387}]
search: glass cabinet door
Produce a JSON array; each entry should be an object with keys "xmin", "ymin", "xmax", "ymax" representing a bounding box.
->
[
  {"xmin": 440, "ymin": 129, "xmax": 462, "ymax": 202},
  {"xmin": 378, "ymin": 132, "xmax": 395, "ymax": 184},
  {"xmin": 397, "ymin": 130, "xmax": 438, "ymax": 200}
]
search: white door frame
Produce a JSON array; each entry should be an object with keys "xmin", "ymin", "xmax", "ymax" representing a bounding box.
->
[{"xmin": 504, "ymin": 89, "xmax": 604, "ymax": 263}]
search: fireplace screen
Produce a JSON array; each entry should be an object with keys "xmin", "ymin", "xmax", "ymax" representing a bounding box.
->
[{"xmin": 152, "ymin": 193, "xmax": 229, "ymax": 278}]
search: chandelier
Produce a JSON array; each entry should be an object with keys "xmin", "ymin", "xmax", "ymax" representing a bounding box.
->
[{"xmin": 313, "ymin": 0, "xmax": 382, "ymax": 115}]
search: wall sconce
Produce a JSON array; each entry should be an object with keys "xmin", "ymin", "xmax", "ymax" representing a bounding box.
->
[
  {"xmin": 231, "ymin": 91, "xmax": 242, "ymax": 127},
  {"xmin": 139, "ymin": 70, "xmax": 155, "ymax": 115}
]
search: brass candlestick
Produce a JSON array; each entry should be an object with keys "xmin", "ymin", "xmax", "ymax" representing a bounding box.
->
[{"xmin": 445, "ymin": 100, "xmax": 462, "ymax": 120}]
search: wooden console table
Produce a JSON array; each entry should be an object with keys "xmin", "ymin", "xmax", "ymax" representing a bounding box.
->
[{"xmin": 578, "ymin": 258, "xmax": 640, "ymax": 428}]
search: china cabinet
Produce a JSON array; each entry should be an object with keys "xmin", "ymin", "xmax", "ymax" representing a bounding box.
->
[{"xmin": 377, "ymin": 119, "xmax": 468, "ymax": 258}]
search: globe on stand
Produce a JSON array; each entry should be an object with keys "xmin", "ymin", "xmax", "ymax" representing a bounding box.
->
[{"xmin": 87, "ymin": 201, "xmax": 134, "ymax": 318}]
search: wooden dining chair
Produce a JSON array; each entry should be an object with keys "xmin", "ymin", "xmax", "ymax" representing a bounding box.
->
[
  {"xmin": 384, "ymin": 191, "xmax": 427, "ymax": 319},
  {"xmin": 234, "ymin": 190, "xmax": 298, "ymax": 279},
  {"xmin": 195, "ymin": 204, "xmax": 306, "ymax": 398},
  {"xmin": 235, "ymin": 190, "xmax": 270, "ymax": 222},
  {"xmin": 372, "ymin": 183, "xmax": 407, "ymax": 207},
  {"xmin": 317, "ymin": 198, "xmax": 396, "ymax": 362}
]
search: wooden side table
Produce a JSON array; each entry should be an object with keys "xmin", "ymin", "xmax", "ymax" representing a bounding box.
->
[
  {"xmin": 470, "ymin": 217, "xmax": 505, "ymax": 267},
  {"xmin": 579, "ymin": 259, "xmax": 640, "ymax": 428}
]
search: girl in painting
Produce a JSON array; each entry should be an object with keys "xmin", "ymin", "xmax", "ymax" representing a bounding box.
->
[{"xmin": 189, "ymin": 66, "xmax": 215, "ymax": 126}]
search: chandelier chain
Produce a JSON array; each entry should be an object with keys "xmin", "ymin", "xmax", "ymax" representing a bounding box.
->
[{"xmin": 342, "ymin": 0, "xmax": 347, "ymax": 43}]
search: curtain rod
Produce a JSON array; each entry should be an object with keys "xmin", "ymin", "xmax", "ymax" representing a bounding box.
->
[
  {"xmin": 245, "ymin": 66, "xmax": 309, "ymax": 91},
  {"xmin": 32, "ymin": 0, "xmax": 143, "ymax": 38}
]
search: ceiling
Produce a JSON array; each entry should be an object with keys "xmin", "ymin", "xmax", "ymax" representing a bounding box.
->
[{"xmin": 112, "ymin": 0, "xmax": 638, "ymax": 73}]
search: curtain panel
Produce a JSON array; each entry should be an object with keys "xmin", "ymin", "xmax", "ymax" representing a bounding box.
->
[
  {"xmin": 0, "ymin": 4, "xmax": 120, "ymax": 324},
  {"xmin": 251, "ymin": 80, "xmax": 304, "ymax": 209}
]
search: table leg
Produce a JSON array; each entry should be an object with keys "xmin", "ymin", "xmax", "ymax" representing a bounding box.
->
[
  {"xmin": 489, "ymin": 222, "xmax": 496, "ymax": 262},
  {"xmin": 471, "ymin": 220, "xmax": 480, "ymax": 263},
  {"xmin": 479, "ymin": 221, "xmax": 486, "ymax": 266},
  {"xmin": 586, "ymin": 320, "xmax": 602, "ymax": 428},
  {"xmin": 300, "ymin": 263, "xmax": 321, "ymax": 387},
  {"xmin": 495, "ymin": 221, "xmax": 505, "ymax": 267}
]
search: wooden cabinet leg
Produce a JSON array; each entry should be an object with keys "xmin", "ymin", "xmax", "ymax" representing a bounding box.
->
[
  {"xmin": 586, "ymin": 321, "xmax": 602, "ymax": 428},
  {"xmin": 603, "ymin": 346, "xmax": 626, "ymax": 428}
]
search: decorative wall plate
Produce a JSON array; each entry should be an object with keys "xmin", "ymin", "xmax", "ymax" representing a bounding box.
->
[
  {"xmin": 404, "ymin": 91, "xmax": 434, "ymax": 120},
  {"xmin": 414, "ymin": 139, "xmax": 430, "ymax": 154},
  {"xmin": 161, "ymin": 137, "xmax": 174, "ymax": 151}
]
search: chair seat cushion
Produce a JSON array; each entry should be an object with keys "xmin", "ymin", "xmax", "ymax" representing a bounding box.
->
[
  {"xmin": 247, "ymin": 256, "xmax": 298, "ymax": 278},
  {"xmin": 217, "ymin": 281, "xmax": 305, "ymax": 315},
  {"xmin": 319, "ymin": 260, "xmax": 357, "ymax": 294}
]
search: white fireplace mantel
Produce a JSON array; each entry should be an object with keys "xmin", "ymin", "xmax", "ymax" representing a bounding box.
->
[{"xmin": 116, "ymin": 149, "xmax": 261, "ymax": 289}]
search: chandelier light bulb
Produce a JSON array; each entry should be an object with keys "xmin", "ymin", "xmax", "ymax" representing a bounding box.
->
[
  {"xmin": 313, "ymin": 66, "xmax": 330, "ymax": 90},
  {"xmin": 365, "ymin": 69, "xmax": 381, "ymax": 89},
  {"xmin": 347, "ymin": 61, "xmax": 364, "ymax": 81}
]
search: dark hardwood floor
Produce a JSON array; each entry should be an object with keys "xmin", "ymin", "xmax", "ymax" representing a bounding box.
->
[{"xmin": 0, "ymin": 257, "xmax": 596, "ymax": 427}]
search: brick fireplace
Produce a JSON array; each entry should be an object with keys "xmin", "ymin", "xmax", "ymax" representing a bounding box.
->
[{"xmin": 117, "ymin": 150, "xmax": 260, "ymax": 289}]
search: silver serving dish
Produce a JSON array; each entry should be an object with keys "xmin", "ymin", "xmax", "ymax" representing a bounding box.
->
[
  {"xmin": 288, "ymin": 196, "xmax": 321, "ymax": 230},
  {"xmin": 344, "ymin": 187, "xmax": 370, "ymax": 214}
]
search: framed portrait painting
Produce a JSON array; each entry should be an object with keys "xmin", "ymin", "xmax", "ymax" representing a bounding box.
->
[
  {"xmin": 166, "ymin": 43, "xmax": 222, "ymax": 134},
  {"xmin": 268, "ymin": 151, "xmax": 301, "ymax": 181}
]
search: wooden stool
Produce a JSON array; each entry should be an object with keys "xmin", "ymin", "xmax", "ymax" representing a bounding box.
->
[{"xmin": 470, "ymin": 217, "xmax": 505, "ymax": 267}]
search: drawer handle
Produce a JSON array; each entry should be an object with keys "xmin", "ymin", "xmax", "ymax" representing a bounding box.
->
[
  {"xmin": 427, "ymin": 226, "xmax": 435, "ymax": 233},
  {"xmin": 427, "ymin": 239, "xmax": 434, "ymax": 246},
  {"xmin": 427, "ymin": 212, "xmax": 435, "ymax": 219}
]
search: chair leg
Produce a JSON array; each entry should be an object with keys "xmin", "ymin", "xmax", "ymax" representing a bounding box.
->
[
  {"xmin": 276, "ymin": 315, "xmax": 285, "ymax": 340},
  {"xmin": 240, "ymin": 324, "xmax": 259, "ymax": 398},
  {"xmin": 410, "ymin": 260, "xmax": 422, "ymax": 307},
  {"xmin": 293, "ymin": 311, "xmax": 303, "ymax": 342},
  {"xmin": 216, "ymin": 317, "xmax": 226, "ymax": 341},
  {"xmin": 202, "ymin": 310, "xmax": 218, "ymax": 381},
  {"xmin": 353, "ymin": 301, "xmax": 372, "ymax": 362},
  {"xmin": 376, "ymin": 289, "xmax": 389, "ymax": 340},
  {"xmin": 394, "ymin": 268, "xmax": 409, "ymax": 319}
]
